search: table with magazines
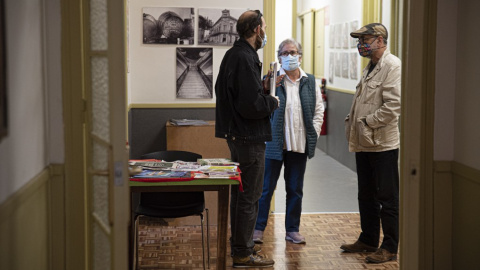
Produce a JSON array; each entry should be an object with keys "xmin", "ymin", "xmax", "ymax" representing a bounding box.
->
[{"xmin": 129, "ymin": 158, "xmax": 241, "ymax": 270}]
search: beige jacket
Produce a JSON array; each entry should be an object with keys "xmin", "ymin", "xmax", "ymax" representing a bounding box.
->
[{"xmin": 345, "ymin": 50, "xmax": 401, "ymax": 152}]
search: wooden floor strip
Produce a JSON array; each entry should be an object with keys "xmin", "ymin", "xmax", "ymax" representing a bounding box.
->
[{"xmin": 137, "ymin": 213, "xmax": 399, "ymax": 269}]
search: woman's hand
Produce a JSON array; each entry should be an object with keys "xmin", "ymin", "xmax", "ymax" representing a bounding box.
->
[{"xmin": 262, "ymin": 70, "xmax": 285, "ymax": 94}]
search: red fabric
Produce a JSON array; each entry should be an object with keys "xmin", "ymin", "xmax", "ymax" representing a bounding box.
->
[{"xmin": 130, "ymin": 171, "xmax": 243, "ymax": 191}]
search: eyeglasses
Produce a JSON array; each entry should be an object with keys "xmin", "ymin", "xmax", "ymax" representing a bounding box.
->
[
  {"xmin": 279, "ymin": 50, "xmax": 299, "ymax": 57},
  {"xmin": 356, "ymin": 36, "xmax": 377, "ymax": 44},
  {"xmin": 252, "ymin": 10, "xmax": 263, "ymax": 31}
]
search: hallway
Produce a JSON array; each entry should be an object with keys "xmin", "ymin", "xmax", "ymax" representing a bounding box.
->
[{"xmin": 274, "ymin": 148, "xmax": 358, "ymax": 213}]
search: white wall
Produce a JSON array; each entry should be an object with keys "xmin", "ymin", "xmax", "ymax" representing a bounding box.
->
[
  {"xmin": 0, "ymin": 0, "xmax": 49, "ymax": 203},
  {"xmin": 434, "ymin": 0, "xmax": 457, "ymax": 161},
  {"xmin": 128, "ymin": 0, "xmax": 263, "ymax": 105},
  {"xmin": 274, "ymin": 0, "xmax": 292, "ymax": 58},
  {"xmin": 454, "ymin": 0, "xmax": 480, "ymax": 170},
  {"xmin": 298, "ymin": 0, "xmax": 363, "ymax": 91},
  {"xmin": 45, "ymin": 0, "xmax": 63, "ymax": 164}
]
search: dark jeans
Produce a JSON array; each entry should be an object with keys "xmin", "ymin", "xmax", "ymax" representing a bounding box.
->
[
  {"xmin": 227, "ymin": 140, "xmax": 266, "ymax": 257},
  {"xmin": 355, "ymin": 149, "xmax": 399, "ymax": 254},
  {"xmin": 255, "ymin": 151, "xmax": 308, "ymax": 232}
]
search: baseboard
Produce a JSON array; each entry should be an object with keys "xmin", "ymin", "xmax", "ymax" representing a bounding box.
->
[{"xmin": 451, "ymin": 161, "xmax": 480, "ymax": 185}]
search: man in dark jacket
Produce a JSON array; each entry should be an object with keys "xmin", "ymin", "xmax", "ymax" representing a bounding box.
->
[{"xmin": 215, "ymin": 9, "xmax": 279, "ymax": 268}]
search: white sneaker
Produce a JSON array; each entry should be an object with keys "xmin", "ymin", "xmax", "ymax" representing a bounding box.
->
[
  {"xmin": 253, "ymin": 230, "xmax": 264, "ymax": 244},
  {"xmin": 285, "ymin": 232, "xmax": 306, "ymax": 244}
]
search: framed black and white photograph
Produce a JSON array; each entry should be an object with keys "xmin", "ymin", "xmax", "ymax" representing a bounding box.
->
[
  {"xmin": 342, "ymin": 22, "xmax": 349, "ymax": 49},
  {"xmin": 334, "ymin": 52, "xmax": 341, "ymax": 77},
  {"xmin": 334, "ymin": 24, "xmax": 341, "ymax": 49},
  {"xmin": 198, "ymin": 8, "xmax": 247, "ymax": 46},
  {"xmin": 176, "ymin": 48, "xmax": 213, "ymax": 99},
  {"xmin": 350, "ymin": 20, "xmax": 359, "ymax": 48},
  {"xmin": 350, "ymin": 52, "xmax": 358, "ymax": 80},
  {"xmin": 143, "ymin": 7, "xmax": 194, "ymax": 45},
  {"xmin": 341, "ymin": 52, "xmax": 349, "ymax": 78},
  {"xmin": 328, "ymin": 52, "xmax": 334, "ymax": 84}
]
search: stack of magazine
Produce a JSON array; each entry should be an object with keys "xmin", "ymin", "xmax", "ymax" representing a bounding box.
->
[
  {"xmin": 128, "ymin": 159, "xmax": 240, "ymax": 179},
  {"xmin": 169, "ymin": 119, "xmax": 209, "ymax": 126},
  {"xmin": 197, "ymin": 158, "xmax": 239, "ymax": 166},
  {"xmin": 196, "ymin": 165, "xmax": 240, "ymax": 178}
]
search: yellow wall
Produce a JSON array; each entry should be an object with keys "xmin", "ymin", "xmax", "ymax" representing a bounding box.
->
[
  {"xmin": 0, "ymin": 169, "xmax": 50, "ymax": 270},
  {"xmin": 0, "ymin": 165, "xmax": 65, "ymax": 270},
  {"xmin": 432, "ymin": 161, "xmax": 480, "ymax": 270},
  {"xmin": 451, "ymin": 162, "xmax": 480, "ymax": 269}
]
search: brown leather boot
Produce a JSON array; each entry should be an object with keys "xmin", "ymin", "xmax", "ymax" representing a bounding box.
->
[
  {"xmin": 365, "ymin": 248, "xmax": 397, "ymax": 263},
  {"xmin": 340, "ymin": 240, "xmax": 377, "ymax": 253},
  {"xmin": 232, "ymin": 254, "xmax": 274, "ymax": 268}
]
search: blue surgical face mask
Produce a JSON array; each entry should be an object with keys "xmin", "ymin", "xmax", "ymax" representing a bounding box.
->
[
  {"xmin": 280, "ymin": 55, "xmax": 300, "ymax": 71},
  {"xmin": 259, "ymin": 32, "xmax": 267, "ymax": 49}
]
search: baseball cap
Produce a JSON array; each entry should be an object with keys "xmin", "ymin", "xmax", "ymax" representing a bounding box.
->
[{"xmin": 350, "ymin": 23, "xmax": 388, "ymax": 40}]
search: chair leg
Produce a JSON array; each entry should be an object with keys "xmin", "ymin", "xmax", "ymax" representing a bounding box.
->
[
  {"xmin": 205, "ymin": 208, "xmax": 210, "ymax": 269},
  {"xmin": 133, "ymin": 216, "xmax": 139, "ymax": 270},
  {"xmin": 200, "ymin": 214, "xmax": 206, "ymax": 270}
]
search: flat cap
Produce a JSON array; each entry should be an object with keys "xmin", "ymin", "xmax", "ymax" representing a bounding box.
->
[{"xmin": 350, "ymin": 23, "xmax": 388, "ymax": 40}]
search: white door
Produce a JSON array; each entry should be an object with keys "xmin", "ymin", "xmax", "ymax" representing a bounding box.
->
[{"xmin": 62, "ymin": 0, "xmax": 129, "ymax": 269}]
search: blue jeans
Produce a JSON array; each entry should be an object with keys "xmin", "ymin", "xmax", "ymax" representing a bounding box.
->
[
  {"xmin": 255, "ymin": 151, "xmax": 308, "ymax": 232},
  {"xmin": 227, "ymin": 140, "xmax": 266, "ymax": 257},
  {"xmin": 356, "ymin": 149, "xmax": 399, "ymax": 254}
]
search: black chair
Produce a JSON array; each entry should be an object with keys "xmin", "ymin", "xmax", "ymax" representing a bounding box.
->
[{"xmin": 133, "ymin": 150, "xmax": 210, "ymax": 269}]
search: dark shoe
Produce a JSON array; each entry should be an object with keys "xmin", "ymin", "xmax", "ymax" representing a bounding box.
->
[
  {"xmin": 232, "ymin": 254, "xmax": 274, "ymax": 268},
  {"xmin": 340, "ymin": 240, "xmax": 377, "ymax": 253},
  {"xmin": 365, "ymin": 248, "xmax": 397, "ymax": 263},
  {"xmin": 285, "ymin": 232, "xmax": 306, "ymax": 244},
  {"xmin": 253, "ymin": 230, "xmax": 264, "ymax": 244},
  {"xmin": 231, "ymin": 245, "xmax": 262, "ymax": 258}
]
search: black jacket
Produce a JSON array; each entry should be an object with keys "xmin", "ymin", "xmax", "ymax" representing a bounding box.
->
[{"xmin": 215, "ymin": 38, "xmax": 278, "ymax": 143}]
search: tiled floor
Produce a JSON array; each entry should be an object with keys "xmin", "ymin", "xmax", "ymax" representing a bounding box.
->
[
  {"xmin": 136, "ymin": 214, "xmax": 399, "ymax": 269},
  {"xmin": 274, "ymin": 148, "xmax": 358, "ymax": 213}
]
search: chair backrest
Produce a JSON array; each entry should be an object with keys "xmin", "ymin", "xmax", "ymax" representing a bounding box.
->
[
  {"xmin": 140, "ymin": 150, "xmax": 201, "ymax": 162},
  {"xmin": 135, "ymin": 150, "xmax": 204, "ymax": 218}
]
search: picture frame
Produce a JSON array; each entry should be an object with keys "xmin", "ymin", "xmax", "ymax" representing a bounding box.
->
[
  {"xmin": 176, "ymin": 47, "xmax": 213, "ymax": 99},
  {"xmin": 198, "ymin": 8, "xmax": 246, "ymax": 46},
  {"xmin": 143, "ymin": 7, "xmax": 195, "ymax": 45}
]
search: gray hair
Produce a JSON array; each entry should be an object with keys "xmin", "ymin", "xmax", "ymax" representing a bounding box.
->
[{"xmin": 277, "ymin": 38, "xmax": 303, "ymax": 58}]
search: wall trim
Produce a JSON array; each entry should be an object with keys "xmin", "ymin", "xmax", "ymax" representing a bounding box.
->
[
  {"xmin": 434, "ymin": 160, "xmax": 480, "ymax": 185},
  {"xmin": 128, "ymin": 103, "xmax": 216, "ymax": 110},
  {"xmin": 0, "ymin": 167, "xmax": 49, "ymax": 220},
  {"xmin": 327, "ymin": 86, "xmax": 355, "ymax": 94},
  {"xmin": 452, "ymin": 161, "xmax": 480, "ymax": 185},
  {"xmin": 263, "ymin": 0, "xmax": 275, "ymax": 75},
  {"xmin": 433, "ymin": 160, "xmax": 452, "ymax": 173},
  {"xmin": 292, "ymin": 0, "xmax": 297, "ymax": 40}
]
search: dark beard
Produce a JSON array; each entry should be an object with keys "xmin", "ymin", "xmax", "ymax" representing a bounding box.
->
[{"xmin": 254, "ymin": 29, "xmax": 264, "ymax": 50}]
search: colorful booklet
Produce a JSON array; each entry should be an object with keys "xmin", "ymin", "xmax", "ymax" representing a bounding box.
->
[
  {"xmin": 131, "ymin": 170, "xmax": 190, "ymax": 178},
  {"xmin": 197, "ymin": 158, "xmax": 239, "ymax": 166}
]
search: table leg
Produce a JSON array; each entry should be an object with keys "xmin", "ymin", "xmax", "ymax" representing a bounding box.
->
[{"xmin": 217, "ymin": 185, "xmax": 229, "ymax": 270}]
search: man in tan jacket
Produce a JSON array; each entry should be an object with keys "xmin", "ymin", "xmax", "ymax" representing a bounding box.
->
[{"xmin": 340, "ymin": 23, "xmax": 401, "ymax": 264}]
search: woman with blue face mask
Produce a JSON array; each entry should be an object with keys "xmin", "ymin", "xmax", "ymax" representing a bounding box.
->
[{"xmin": 253, "ymin": 38, "xmax": 325, "ymax": 245}]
